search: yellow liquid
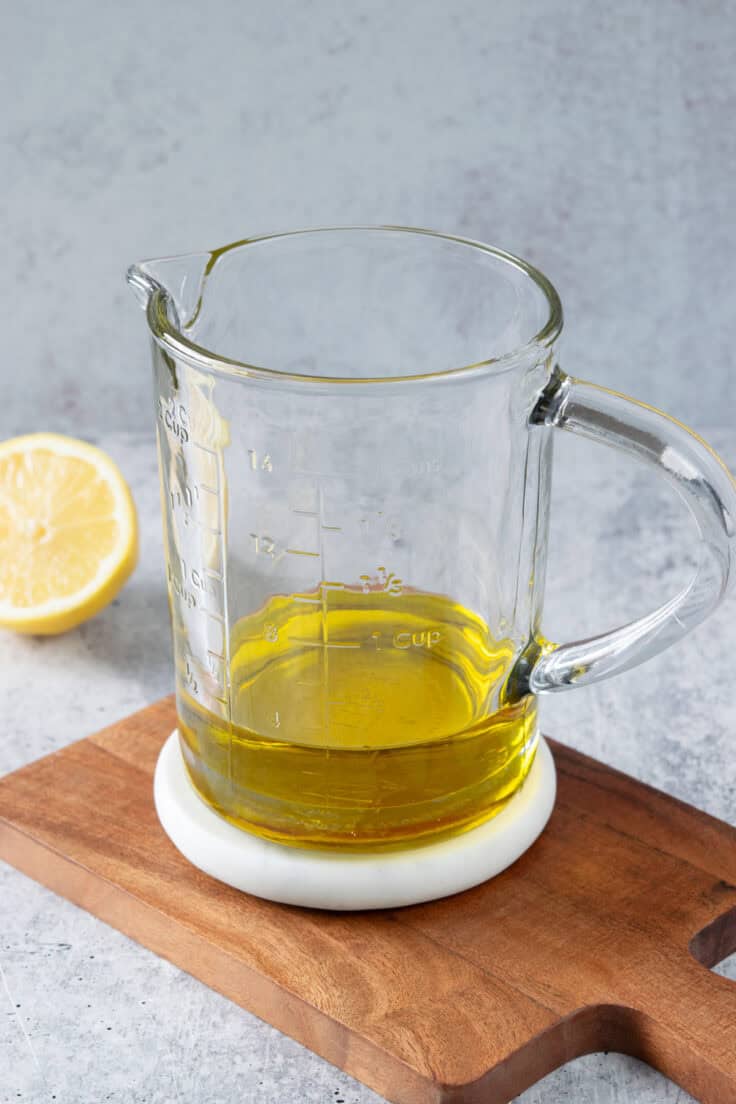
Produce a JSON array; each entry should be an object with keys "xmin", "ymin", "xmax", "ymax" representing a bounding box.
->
[{"xmin": 178, "ymin": 589, "xmax": 537, "ymax": 849}]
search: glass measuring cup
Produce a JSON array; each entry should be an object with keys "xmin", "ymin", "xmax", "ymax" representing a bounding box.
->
[{"xmin": 128, "ymin": 227, "xmax": 736, "ymax": 850}]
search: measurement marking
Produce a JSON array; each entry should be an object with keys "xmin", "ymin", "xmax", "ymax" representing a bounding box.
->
[
  {"xmin": 293, "ymin": 595, "xmax": 321, "ymax": 605},
  {"xmin": 204, "ymin": 569, "xmax": 224, "ymax": 581},
  {"xmin": 205, "ymin": 611, "xmax": 226, "ymax": 624},
  {"xmin": 320, "ymin": 580, "xmax": 344, "ymax": 590},
  {"xmin": 199, "ymin": 484, "xmax": 219, "ymax": 495},
  {"xmin": 192, "ymin": 442, "xmax": 217, "ymax": 458},
  {"xmin": 291, "ymin": 508, "xmax": 318, "ymax": 517},
  {"xmin": 207, "ymin": 650, "xmax": 225, "ymax": 662},
  {"xmin": 321, "ymin": 524, "xmax": 342, "ymax": 532},
  {"xmin": 194, "ymin": 520, "xmax": 222, "ymax": 535},
  {"xmin": 213, "ymin": 696, "xmax": 228, "ymax": 708},
  {"xmin": 286, "ymin": 547, "xmax": 320, "ymax": 557},
  {"xmin": 290, "ymin": 639, "xmax": 361, "ymax": 649}
]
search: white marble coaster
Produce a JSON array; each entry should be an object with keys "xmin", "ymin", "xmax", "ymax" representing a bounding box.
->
[{"xmin": 154, "ymin": 731, "xmax": 556, "ymax": 910}]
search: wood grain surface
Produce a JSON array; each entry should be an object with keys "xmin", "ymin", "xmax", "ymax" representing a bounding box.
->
[{"xmin": 1, "ymin": 697, "xmax": 735, "ymax": 1104}]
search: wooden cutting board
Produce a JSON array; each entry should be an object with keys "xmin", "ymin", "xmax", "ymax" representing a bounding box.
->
[{"xmin": 1, "ymin": 697, "xmax": 735, "ymax": 1104}]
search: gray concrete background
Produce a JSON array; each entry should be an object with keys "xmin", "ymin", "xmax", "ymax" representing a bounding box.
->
[{"xmin": 2, "ymin": 2, "xmax": 736, "ymax": 1103}]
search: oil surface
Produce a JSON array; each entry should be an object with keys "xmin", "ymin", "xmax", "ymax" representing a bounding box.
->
[{"xmin": 178, "ymin": 589, "xmax": 537, "ymax": 849}]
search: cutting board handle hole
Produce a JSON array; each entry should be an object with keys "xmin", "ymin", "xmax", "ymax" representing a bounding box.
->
[{"xmin": 689, "ymin": 905, "xmax": 736, "ymax": 975}]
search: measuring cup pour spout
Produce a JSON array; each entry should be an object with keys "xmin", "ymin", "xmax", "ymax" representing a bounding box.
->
[{"xmin": 126, "ymin": 251, "xmax": 211, "ymax": 329}]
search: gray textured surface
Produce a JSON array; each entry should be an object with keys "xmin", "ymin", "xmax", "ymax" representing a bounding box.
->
[
  {"xmin": 1, "ymin": 428, "xmax": 735, "ymax": 1104},
  {"xmin": 2, "ymin": 0, "xmax": 736, "ymax": 1100},
  {"xmin": 1, "ymin": 0, "xmax": 736, "ymax": 433}
]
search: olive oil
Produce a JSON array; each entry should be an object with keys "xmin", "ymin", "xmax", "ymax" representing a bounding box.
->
[{"xmin": 178, "ymin": 589, "xmax": 537, "ymax": 849}]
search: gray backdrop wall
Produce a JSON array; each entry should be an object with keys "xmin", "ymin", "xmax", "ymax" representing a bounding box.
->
[{"xmin": 2, "ymin": 0, "xmax": 734, "ymax": 436}]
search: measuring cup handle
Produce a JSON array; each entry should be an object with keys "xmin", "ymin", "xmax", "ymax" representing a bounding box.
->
[{"xmin": 521, "ymin": 368, "xmax": 736, "ymax": 694}]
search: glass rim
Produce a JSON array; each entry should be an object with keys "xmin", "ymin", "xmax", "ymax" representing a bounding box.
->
[{"xmin": 137, "ymin": 225, "xmax": 564, "ymax": 386}]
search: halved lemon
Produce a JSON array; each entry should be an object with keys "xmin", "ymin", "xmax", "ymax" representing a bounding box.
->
[{"xmin": 0, "ymin": 434, "xmax": 138, "ymax": 634}]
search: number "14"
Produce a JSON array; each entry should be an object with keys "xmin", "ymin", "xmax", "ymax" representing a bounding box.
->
[{"xmin": 248, "ymin": 449, "xmax": 273, "ymax": 472}]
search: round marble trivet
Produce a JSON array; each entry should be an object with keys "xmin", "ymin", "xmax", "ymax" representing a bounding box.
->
[{"xmin": 154, "ymin": 730, "xmax": 556, "ymax": 910}]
